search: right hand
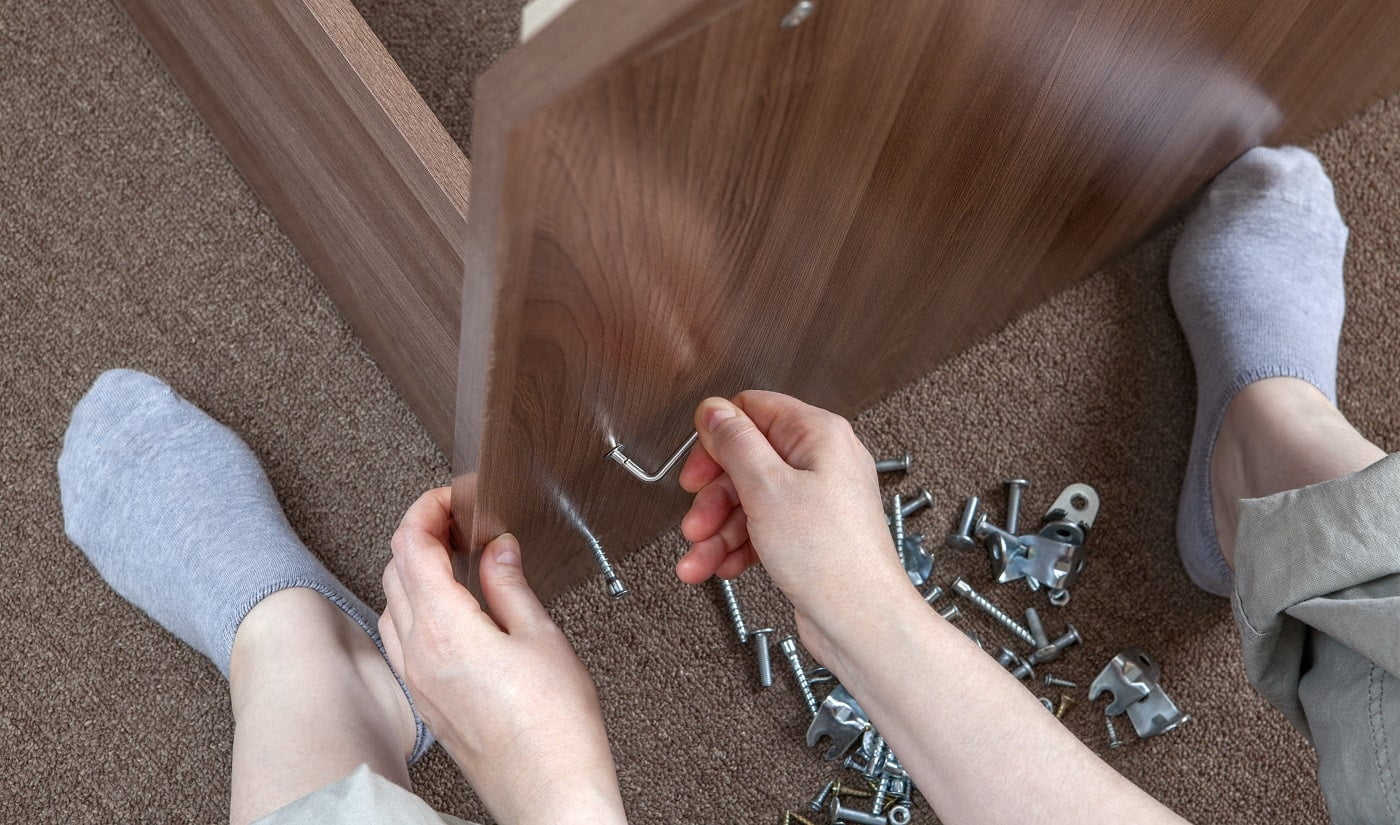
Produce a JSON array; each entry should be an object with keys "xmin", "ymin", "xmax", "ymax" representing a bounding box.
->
[{"xmin": 676, "ymin": 391, "xmax": 911, "ymax": 657}]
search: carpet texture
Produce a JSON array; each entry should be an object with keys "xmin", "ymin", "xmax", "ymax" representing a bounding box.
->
[{"xmin": 3, "ymin": 1, "xmax": 1398, "ymax": 823}]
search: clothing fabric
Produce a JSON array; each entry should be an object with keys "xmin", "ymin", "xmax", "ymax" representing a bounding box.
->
[
  {"xmin": 254, "ymin": 764, "xmax": 479, "ymax": 825},
  {"xmin": 1233, "ymin": 452, "xmax": 1400, "ymax": 823}
]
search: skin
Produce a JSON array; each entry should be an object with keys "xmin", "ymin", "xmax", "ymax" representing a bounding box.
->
[{"xmin": 227, "ymin": 377, "xmax": 1386, "ymax": 824}]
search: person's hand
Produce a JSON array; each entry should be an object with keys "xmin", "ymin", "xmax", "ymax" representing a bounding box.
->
[
  {"xmin": 675, "ymin": 391, "xmax": 913, "ymax": 660},
  {"xmin": 380, "ymin": 488, "xmax": 626, "ymax": 825}
]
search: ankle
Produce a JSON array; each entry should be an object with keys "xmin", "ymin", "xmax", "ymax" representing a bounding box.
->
[{"xmin": 231, "ymin": 588, "xmax": 417, "ymax": 759}]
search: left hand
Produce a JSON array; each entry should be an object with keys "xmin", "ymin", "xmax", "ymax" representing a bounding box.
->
[{"xmin": 380, "ymin": 487, "xmax": 627, "ymax": 825}]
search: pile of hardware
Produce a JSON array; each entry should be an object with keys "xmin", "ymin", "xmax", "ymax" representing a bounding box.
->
[
  {"xmin": 593, "ymin": 443, "xmax": 1187, "ymax": 823},
  {"xmin": 702, "ymin": 455, "xmax": 1187, "ymax": 824}
]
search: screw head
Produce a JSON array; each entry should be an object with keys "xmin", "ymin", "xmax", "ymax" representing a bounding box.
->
[
  {"xmin": 780, "ymin": 0, "xmax": 816, "ymax": 29},
  {"xmin": 605, "ymin": 578, "xmax": 630, "ymax": 600},
  {"xmin": 944, "ymin": 533, "xmax": 975, "ymax": 550}
]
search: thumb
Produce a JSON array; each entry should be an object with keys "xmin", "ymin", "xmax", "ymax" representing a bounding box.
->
[
  {"xmin": 694, "ymin": 397, "xmax": 789, "ymax": 495},
  {"xmin": 478, "ymin": 533, "xmax": 547, "ymax": 632}
]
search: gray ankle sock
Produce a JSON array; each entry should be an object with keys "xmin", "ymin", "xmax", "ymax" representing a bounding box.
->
[
  {"xmin": 58, "ymin": 369, "xmax": 433, "ymax": 762},
  {"xmin": 1169, "ymin": 146, "xmax": 1348, "ymax": 596}
]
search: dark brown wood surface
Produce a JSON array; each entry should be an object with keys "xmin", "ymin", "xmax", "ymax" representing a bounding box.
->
[
  {"xmin": 116, "ymin": 0, "xmax": 472, "ymax": 449},
  {"xmin": 456, "ymin": 0, "xmax": 1400, "ymax": 601}
]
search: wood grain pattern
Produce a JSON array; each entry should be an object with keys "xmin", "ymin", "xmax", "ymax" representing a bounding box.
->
[
  {"xmin": 456, "ymin": 0, "xmax": 1400, "ymax": 601},
  {"xmin": 115, "ymin": 0, "xmax": 471, "ymax": 449}
]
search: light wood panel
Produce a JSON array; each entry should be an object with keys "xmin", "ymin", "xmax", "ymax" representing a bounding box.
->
[
  {"xmin": 115, "ymin": 0, "xmax": 471, "ymax": 449},
  {"xmin": 456, "ymin": 0, "xmax": 1400, "ymax": 600}
]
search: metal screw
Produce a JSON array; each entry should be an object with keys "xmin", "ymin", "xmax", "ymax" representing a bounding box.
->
[
  {"xmin": 899, "ymin": 486, "xmax": 934, "ymax": 518},
  {"xmin": 922, "ymin": 584, "xmax": 944, "ymax": 605},
  {"xmin": 862, "ymin": 735, "xmax": 886, "ymax": 778},
  {"xmin": 809, "ymin": 781, "xmax": 835, "ymax": 813},
  {"xmin": 890, "ymin": 495, "xmax": 906, "ymax": 567},
  {"xmin": 1004, "ymin": 478, "xmax": 1030, "ymax": 534},
  {"xmin": 1031, "ymin": 624, "xmax": 1083, "ymax": 664},
  {"xmin": 937, "ymin": 604, "xmax": 960, "ymax": 621},
  {"xmin": 1039, "ymin": 697, "xmax": 1055, "ymax": 712},
  {"xmin": 830, "ymin": 782, "xmax": 872, "ymax": 800},
  {"xmin": 973, "ymin": 513, "xmax": 1020, "ymax": 546},
  {"xmin": 950, "ymin": 577, "xmax": 1037, "ymax": 646},
  {"xmin": 1024, "ymin": 607, "xmax": 1050, "ymax": 649},
  {"xmin": 780, "ymin": 0, "xmax": 816, "ymax": 29},
  {"xmin": 751, "ymin": 628, "xmax": 775, "ymax": 687},
  {"xmin": 1055, "ymin": 695, "xmax": 1076, "ymax": 719},
  {"xmin": 780, "ymin": 636, "xmax": 819, "ymax": 716},
  {"xmin": 995, "ymin": 646, "xmax": 1018, "ymax": 668},
  {"xmin": 716, "ymin": 578, "xmax": 749, "ymax": 644},
  {"xmin": 1044, "ymin": 674, "xmax": 1077, "ymax": 688},
  {"xmin": 584, "ymin": 532, "xmax": 629, "ymax": 599},
  {"xmin": 785, "ymin": 813, "xmax": 817, "ymax": 825},
  {"xmin": 829, "ymin": 802, "xmax": 889, "ymax": 825},
  {"xmin": 1105, "ymin": 716, "xmax": 1123, "ymax": 749},
  {"xmin": 945, "ymin": 496, "xmax": 979, "ymax": 550},
  {"xmin": 1009, "ymin": 656, "xmax": 1035, "ymax": 681},
  {"xmin": 874, "ymin": 452, "xmax": 911, "ymax": 474},
  {"xmin": 871, "ymin": 774, "xmax": 891, "ymax": 815}
]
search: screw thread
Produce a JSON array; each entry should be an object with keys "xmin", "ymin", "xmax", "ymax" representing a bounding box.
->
[
  {"xmin": 891, "ymin": 495, "xmax": 906, "ymax": 566},
  {"xmin": 951, "ymin": 578, "xmax": 1036, "ymax": 646},
  {"xmin": 1106, "ymin": 715, "xmax": 1123, "ymax": 748},
  {"xmin": 871, "ymin": 774, "xmax": 891, "ymax": 814},
  {"xmin": 586, "ymin": 534, "xmax": 618, "ymax": 579},
  {"xmin": 780, "ymin": 638, "xmax": 819, "ymax": 715},
  {"xmin": 717, "ymin": 579, "xmax": 748, "ymax": 644}
]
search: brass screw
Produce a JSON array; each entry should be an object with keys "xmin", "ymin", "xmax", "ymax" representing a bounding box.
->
[
  {"xmin": 784, "ymin": 812, "xmax": 817, "ymax": 825},
  {"xmin": 831, "ymin": 781, "xmax": 873, "ymax": 800},
  {"xmin": 1055, "ymin": 695, "xmax": 1076, "ymax": 719}
]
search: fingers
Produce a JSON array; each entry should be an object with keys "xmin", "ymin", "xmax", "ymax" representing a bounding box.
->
[
  {"xmin": 714, "ymin": 543, "xmax": 758, "ymax": 579},
  {"xmin": 392, "ymin": 487, "xmax": 465, "ymax": 601},
  {"xmin": 680, "ymin": 475, "xmax": 739, "ymax": 543},
  {"xmin": 378, "ymin": 610, "xmax": 406, "ymax": 677},
  {"xmin": 478, "ymin": 533, "xmax": 550, "ymax": 633},
  {"xmin": 728, "ymin": 390, "xmax": 858, "ymax": 473},
  {"xmin": 678, "ymin": 442, "xmax": 724, "ymax": 493},
  {"xmin": 676, "ymin": 504, "xmax": 751, "ymax": 583},
  {"xmin": 693, "ymin": 397, "xmax": 790, "ymax": 495}
]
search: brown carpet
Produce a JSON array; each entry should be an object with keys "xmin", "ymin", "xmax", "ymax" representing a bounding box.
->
[{"xmin": 3, "ymin": 2, "xmax": 1398, "ymax": 822}]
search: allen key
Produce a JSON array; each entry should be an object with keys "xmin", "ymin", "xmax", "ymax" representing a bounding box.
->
[{"xmin": 606, "ymin": 431, "xmax": 699, "ymax": 483}]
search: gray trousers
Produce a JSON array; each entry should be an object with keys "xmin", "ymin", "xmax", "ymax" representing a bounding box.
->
[{"xmin": 1234, "ymin": 452, "xmax": 1400, "ymax": 823}]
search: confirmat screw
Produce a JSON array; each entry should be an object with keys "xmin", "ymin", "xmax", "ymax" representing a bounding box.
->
[
  {"xmin": 716, "ymin": 578, "xmax": 749, "ymax": 644},
  {"xmin": 584, "ymin": 532, "xmax": 629, "ymax": 600},
  {"xmin": 751, "ymin": 628, "xmax": 776, "ymax": 687},
  {"xmin": 1106, "ymin": 716, "xmax": 1123, "ymax": 749},
  {"xmin": 946, "ymin": 496, "xmax": 980, "ymax": 550},
  {"xmin": 779, "ymin": 0, "xmax": 815, "ymax": 29},
  {"xmin": 951, "ymin": 576, "xmax": 1037, "ymax": 647},
  {"xmin": 871, "ymin": 774, "xmax": 891, "ymax": 815},
  {"xmin": 1004, "ymin": 478, "xmax": 1030, "ymax": 534},
  {"xmin": 780, "ymin": 637, "xmax": 819, "ymax": 716},
  {"xmin": 891, "ymin": 495, "xmax": 906, "ymax": 566},
  {"xmin": 874, "ymin": 452, "xmax": 911, "ymax": 474}
]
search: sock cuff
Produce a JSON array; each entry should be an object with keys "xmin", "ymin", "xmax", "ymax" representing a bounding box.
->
[{"xmin": 228, "ymin": 578, "xmax": 435, "ymax": 764}]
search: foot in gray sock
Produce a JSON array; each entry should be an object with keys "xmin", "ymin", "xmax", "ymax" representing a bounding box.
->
[
  {"xmin": 1169, "ymin": 146, "xmax": 1348, "ymax": 596},
  {"xmin": 58, "ymin": 369, "xmax": 434, "ymax": 762}
]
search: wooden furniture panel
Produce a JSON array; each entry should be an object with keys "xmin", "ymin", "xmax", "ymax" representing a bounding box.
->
[
  {"xmin": 456, "ymin": 0, "xmax": 1400, "ymax": 600},
  {"xmin": 115, "ymin": 0, "xmax": 471, "ymax": 449}
]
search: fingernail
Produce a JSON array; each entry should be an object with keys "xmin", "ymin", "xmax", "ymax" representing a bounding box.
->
[
  {"xmin": 493, "ymin": 533, "xmax": 520, "ymax": 566},
  {"xmin": 701, "ymin": 399, "xmax": 736, "ymax": 432}
]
